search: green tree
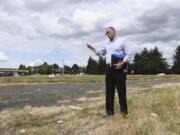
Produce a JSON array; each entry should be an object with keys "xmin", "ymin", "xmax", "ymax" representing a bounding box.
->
[
  {"xmin": 52, "ymin": 63, "xmax": 59, "ymax": 74},
  {"xmin": 64, "ymin": 65, "xmax": 72, "ymax": 74},
  {"xmin": 46, "ymin": 65, "xmax": 53, "ymax": 74},
  {"xmin": 86, "ymin": 57, "xmax": 98, "ymax": 74},
  {"xmin": 26, "ymin": 66, "xmax": 33, "ymax": 75},
  {"xmin": 37, "ymin": 62, "xmax": 49, "ymax": 74},
  {"xmin": 97, "ymin": 56, "xmax": 106, "ymax": 74},
  {"xmin": 72, "ymin": 64, "xmax": 80, "ymax": 74},
  {"xmin": 18, "ymin": 64, "xmax": 26, "ymax": 70},
  {"xmin": 18, "ymin": 64, "xmax": 26, "ymax": 75},
  {"xmin": 133, "ymin": 47, "xmax": 168, "ymax": 74},
  {"xmin": 172, "ymin": 45, "xmax": 180, "ymax": 74},
  {"xmin": 133, "ymin": 48, "xmax": 148, "ymax": 74}
]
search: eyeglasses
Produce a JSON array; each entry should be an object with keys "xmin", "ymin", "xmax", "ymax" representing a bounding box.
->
[{"xmin": 105, "ymin": 31, "xmax": 110, "ymax": 35}]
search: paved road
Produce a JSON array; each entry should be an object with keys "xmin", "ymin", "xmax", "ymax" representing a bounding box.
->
[{"xmin": 0, "ymin": 80, "xmax": 179, "ymax": 110}]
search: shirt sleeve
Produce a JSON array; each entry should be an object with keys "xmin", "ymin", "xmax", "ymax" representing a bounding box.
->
[
  {"xmin": 122, "ymin": 42, "xmax": 132, "ymax": 63},
  {"xmin": 95, "ymin": 46, "xmax": 106, "ymax": 56}
]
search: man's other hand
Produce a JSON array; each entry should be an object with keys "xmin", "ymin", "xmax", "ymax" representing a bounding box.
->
[{"xmin": 113, "ymin": 62, "xmax": 125, "ymax": 70}]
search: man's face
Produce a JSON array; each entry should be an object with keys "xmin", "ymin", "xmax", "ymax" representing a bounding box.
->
[{"xmin": 105, "ymin": 28, "xmax": 116, "ymax": 40}]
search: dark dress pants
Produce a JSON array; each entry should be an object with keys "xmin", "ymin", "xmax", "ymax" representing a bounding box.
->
[{"xmin": 105, "ymin": 65, "xmax": 128, "ymax": 115}]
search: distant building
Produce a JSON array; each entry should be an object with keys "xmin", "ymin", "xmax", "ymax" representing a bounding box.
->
[{"xmin": 0, "ymin": 68, "xmax": 28, "ymax": 76}]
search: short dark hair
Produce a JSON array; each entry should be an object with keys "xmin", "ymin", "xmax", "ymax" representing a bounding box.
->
[{"xmin": 107, "ymin": 26, "xmax": 116, "ymax": 33}]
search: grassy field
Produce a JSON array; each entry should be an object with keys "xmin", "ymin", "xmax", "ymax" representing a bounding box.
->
[
  {"xmin": 0, "ymin": 75, "xmax": 180, "ymax": 85},
  {"xmin": 0, "ymin": 75, "xmax": 180, "ymax": 135}
]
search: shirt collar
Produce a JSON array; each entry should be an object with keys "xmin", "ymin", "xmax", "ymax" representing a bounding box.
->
[{"xmin": 108, "ymin": 36, "xmax": 118, "ymax": 43}]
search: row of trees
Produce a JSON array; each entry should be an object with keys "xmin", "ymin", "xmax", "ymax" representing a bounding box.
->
[
  {"xmin": 85, "ymin": 45, "xmax": 180, "ymax": 74},
  {"xmin": 18, "ymin": 62, "xmax": 85, "ymax": 75},
  {"xmin": 19, "ymin": 45, "xmax": 180, "ymax": 75},
  {"xmin": 132, "ymin": 47, "xmax": 168, "ymax": 74},
  {"xmin": 86, "ymin": 57, "xmax": 106, "ymax": 74},
  {"xmin": 19, "ymin": 63, "xmax": 60, "ymax": 75},
  {"xmin": 132, "ymin": 45, "xmax": 180, "ymax": 74}
]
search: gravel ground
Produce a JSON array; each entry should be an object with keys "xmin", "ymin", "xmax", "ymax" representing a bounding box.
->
[{"xmin": 0, "ymin": 80, "xmax": 179, "ymax": 110}]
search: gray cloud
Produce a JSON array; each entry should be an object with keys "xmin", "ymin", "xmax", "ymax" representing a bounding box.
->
[
  {"xmin": 0, "ymin": 19, "xmax": 22, "ymax": 35},
  {"xmin": 32, "ymin": 9, "xmax": 108, "ymax": 41},
  {"xmin": 0, "ymin": 0, "xmax": 25, "ymax": 14},
  {"xmin": 22, "ymin": 0, "xmax": 102, "ymax": 13},
  {"xmin": 120, "ymin": 4, "xmax": 180, "ymax": 43}
]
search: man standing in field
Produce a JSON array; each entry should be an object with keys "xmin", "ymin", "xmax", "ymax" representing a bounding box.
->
[{"xmin": 87, "ymin": 26, "xmax": 132, "ymax": 118}]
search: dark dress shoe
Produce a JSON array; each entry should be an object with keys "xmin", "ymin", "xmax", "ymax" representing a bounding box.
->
[
  {"xmin": 103, "ymin": 113, "xmax": 114, "ymax": 118},
  {"xmin": 122, "ymin": 112, "xmax": 129, "ymax": 118}
]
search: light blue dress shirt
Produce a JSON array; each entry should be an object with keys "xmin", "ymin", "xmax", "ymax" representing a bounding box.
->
[{"xmin": 95, "ymin": 37, "xmax": 132, "ymax": 65}]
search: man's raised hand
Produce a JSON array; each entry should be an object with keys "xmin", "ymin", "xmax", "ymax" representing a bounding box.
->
[{"xmin": 86, "ymin": 43, "xmax": 95, "ymax": 52}]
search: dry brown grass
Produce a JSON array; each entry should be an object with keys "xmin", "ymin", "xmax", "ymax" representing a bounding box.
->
[{"xmin": 0, "ymin": 82, "xmax": 180, "ymax": 135}]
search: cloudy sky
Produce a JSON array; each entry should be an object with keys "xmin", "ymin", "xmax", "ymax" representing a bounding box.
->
[{"xmin": 0, "ymin": 0, "xmax": 180, "ymax": 68}]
